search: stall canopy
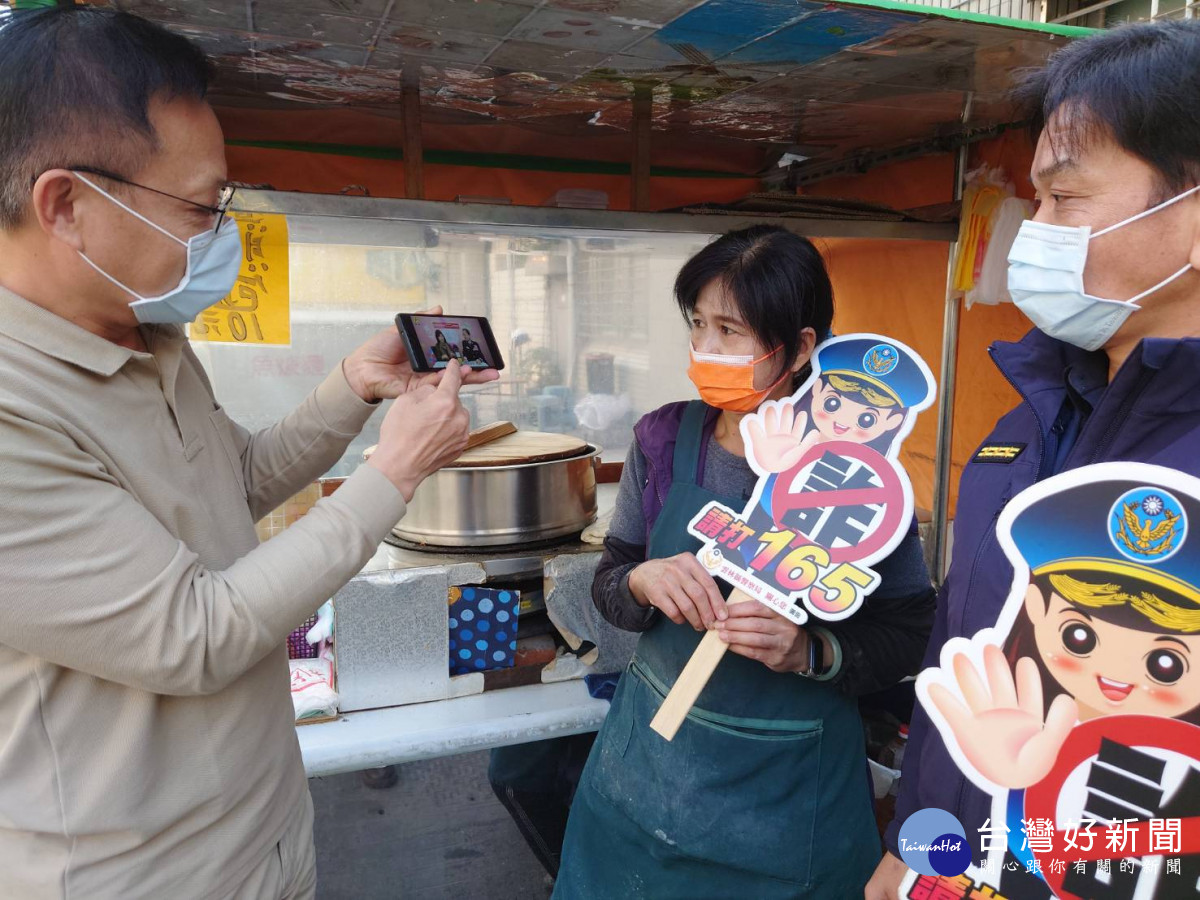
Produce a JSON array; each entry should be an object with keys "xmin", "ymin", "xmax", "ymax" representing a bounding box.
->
[
  {"xmin": 20, "ymin": 0, "xmax": 1090, "ymax": 574},
  {"xmin": 94, "ymin": 0, "xmax": 1088, "ymax": 186}
]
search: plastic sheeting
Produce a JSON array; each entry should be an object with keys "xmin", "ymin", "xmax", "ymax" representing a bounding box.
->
[{"xmin": 111, "ymin": 0, "xmax": 1086, "ymax": 173}]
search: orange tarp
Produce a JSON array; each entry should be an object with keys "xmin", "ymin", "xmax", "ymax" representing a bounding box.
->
[
  {"xmin": 810, "ymin": 133, "xmax": 1039, "ymax": 515},
  {"xmin": 223, "ymin": 144, "xmax": 759, "ymax": 211},
  {"xmin": 217, "ymin": 107, "xmax": 770, "ymax": 174}
]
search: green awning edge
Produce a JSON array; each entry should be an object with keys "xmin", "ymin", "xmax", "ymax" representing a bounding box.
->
[
  {"xmin": 225, "ymin": 139, "xmax": 756, "ymax": 179},
  {"xmin": 831, "ymin": 0, "xmax": 1097, "ymax": 37}
]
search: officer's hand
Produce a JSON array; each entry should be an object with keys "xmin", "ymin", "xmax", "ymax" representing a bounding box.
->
[
  {"xmin": 629, "ymin": 554, "xmax": 727, "ymax": 631},
  {"xmin": 366, "ymin": 360, "xmax": 470, "ymax": 501},
  {"xmin": 865, "ymin": 852, "xmax": 908, "ymax": 900},
  {"xmin": 926, "ymin": 643, "xmax": 1077, "ymax": 790},
  {"xmin": 716, "ymin": 602, "xmax": 813, "ymax": 672}
]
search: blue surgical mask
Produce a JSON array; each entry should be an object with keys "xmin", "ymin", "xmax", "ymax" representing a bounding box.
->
[
  {"xmin": 1006, "ymin": 185, "xmax": 1200, "ymax": 352},
  {"xmin": 75, "ymin": 173, "xmax": 242, "ymax": 325}
]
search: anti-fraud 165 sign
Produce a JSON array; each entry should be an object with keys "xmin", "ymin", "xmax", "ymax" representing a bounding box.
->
[
  {"xmin": 915, "ymin": 462, "xmax": 1200, "ymax": 900},
  {"xmin": 688, "ymin": 334, "xmax": 936, "ymax": 625}
]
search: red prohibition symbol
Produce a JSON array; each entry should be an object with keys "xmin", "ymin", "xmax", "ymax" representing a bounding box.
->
[{"xmin": 771, "ymin": 440, "xmax": 906, "ymax": 564}]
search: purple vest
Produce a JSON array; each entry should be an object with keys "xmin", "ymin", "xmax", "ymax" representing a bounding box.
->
[{"xmin": 632, "ymin": 401, "xmax": 720, "ymax": 535}]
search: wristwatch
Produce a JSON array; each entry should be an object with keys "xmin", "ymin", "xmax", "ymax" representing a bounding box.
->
[{"xmin": 803, "ymin": 629, "xmax": 828, "ymax": 677}]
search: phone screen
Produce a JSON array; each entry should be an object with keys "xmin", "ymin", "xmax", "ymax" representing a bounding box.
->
[{"xmin": 401, "ymin": 314, "xmax": 502, "ymax": 371}]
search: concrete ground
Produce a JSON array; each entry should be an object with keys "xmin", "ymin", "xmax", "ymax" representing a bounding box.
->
[{"xmin": 309, "ymin": 751, "xmax": 554, "ymax": 900}]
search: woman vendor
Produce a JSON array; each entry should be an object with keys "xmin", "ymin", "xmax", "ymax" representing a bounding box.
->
[{"xmin": 553, "ymin": 225, "xmax": 937, "ymax": 898}]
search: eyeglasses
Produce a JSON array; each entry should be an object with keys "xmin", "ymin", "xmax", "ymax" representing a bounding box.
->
[{"xmin": 38, "ymin": 165, "xmax": 237, "ymax": 234}]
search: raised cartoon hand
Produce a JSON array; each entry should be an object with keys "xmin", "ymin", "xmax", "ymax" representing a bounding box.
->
[
  {"xmin": 926, "ymin": 644, "xmax": 1078, "ymax": 790},
  {"xmin": 745, "ymin": 403, "xmax": 821, "ymax": 473}
]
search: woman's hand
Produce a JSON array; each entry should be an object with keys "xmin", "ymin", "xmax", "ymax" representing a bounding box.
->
[
  {"xmin": 864, "ymin": 852, "xmax": 909, "ymax": 900},
  {"xmin": 628, "ymin": 554, "xmax": 727, "ymax": 631},
  {"xmin": 926, "ymin": 644, "xmax": 1077, "ymax": 790},
  {"xmin": 343, "ymin": 306, "xmax": 499, "ymax": 402},
  {"xmin": 716, "ymin": 602, "xmax": 813, "ymax": 672},
  {"xmin": 745, "ymin": 402, "xmax": 820, "ymax": 473}
]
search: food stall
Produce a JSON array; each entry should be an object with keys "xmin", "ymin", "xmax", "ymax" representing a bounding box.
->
[{"xmin": 76, "ymin": 0, "xmax": 1089, "ymax": 772}]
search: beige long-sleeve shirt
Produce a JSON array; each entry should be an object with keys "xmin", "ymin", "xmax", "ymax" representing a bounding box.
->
[{"xmin": 0, "ymin": 286, "xmax": 407, "ymax": 898}]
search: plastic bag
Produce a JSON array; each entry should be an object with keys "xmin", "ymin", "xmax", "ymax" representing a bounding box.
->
[
  {"xmin": 290, "ymin": 653, "xmax": 338, "ymax": 721},
  {"xmin": 306, "ymin": 600, "xmax": 334, "ymax": 645},
  {"xmin": 952, "ymin": 165, "xmax": 1012, "ymax": 295},
  {"xmin": 966, "ymin": 196, "xmax": 1034, "ymax": 308},
  {"xmin": 574, "ymin": 392, "xmax": 631, "ymax": 431}
]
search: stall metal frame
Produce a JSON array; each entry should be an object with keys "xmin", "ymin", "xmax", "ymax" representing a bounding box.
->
[{"xmin": 236, "ymin": 188, "xmax": 962, "ymax": 584}]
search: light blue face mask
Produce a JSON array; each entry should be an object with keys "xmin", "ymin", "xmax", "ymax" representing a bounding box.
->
[
  {"xmin": 1006, "ymin": 185, "xmax": 1200, "ymax": 352},
  {"xmin": 75, "ymin": 172, "xmax": 242, "ymax": 325}
]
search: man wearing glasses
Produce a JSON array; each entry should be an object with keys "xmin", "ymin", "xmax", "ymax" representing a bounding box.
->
[{"xmin": 0, "ymin": 7, "xmax": 495, "ymax": 899}]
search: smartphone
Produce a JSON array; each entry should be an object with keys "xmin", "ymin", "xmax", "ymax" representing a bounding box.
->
[{"xmin": 395, "ymin": 313, "xmax": 505, "ymax": 373}]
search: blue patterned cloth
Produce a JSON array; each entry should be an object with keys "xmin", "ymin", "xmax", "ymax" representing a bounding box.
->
[{"xmin": 449, "ymin": 586, "xmax": 520, "ymax": 675}]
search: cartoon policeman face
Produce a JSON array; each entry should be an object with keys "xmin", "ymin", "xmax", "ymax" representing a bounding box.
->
[
  {"xmin": 919, "ymin": 464, "xmax": 1200, "ymax": 800},
  {"xmin": 809, "ymin": 378, "xmax": 904, "ymax": 445},
  {"xmin": 1023, "ymin": 582, "xmax": 1200, "ymax": 721}
]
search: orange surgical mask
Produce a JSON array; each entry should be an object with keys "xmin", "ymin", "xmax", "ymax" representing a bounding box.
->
[{"xmin": 687, "ymin": 344, "xmax": 786, "ymax": 412}]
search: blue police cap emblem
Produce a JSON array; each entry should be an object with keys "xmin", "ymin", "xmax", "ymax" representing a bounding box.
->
[
  {"xmin": 863, "ymin": 343, "xmax": 899, "ymax": 377},
  {"xmin": 1109, "ymin": 486, "xmax": 1187, "ymax": 564}
]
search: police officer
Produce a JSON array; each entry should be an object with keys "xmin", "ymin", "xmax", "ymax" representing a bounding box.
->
[{"xmin": 867, "ymin": 18, "xmax": 1200, "ymax": 899}]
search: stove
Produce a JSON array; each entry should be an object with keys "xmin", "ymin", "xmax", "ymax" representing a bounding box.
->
[{"xmin": 382, "ymin": 531, "xmax": 585, "ymax": 556}]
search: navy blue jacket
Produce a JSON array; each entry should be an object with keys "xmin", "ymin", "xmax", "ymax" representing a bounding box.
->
[{"xmin": 887, "ymin": 328, "xmax": 1200, "ymax": 856}]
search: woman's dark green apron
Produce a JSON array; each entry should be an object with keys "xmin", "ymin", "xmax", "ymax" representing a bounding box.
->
[{"xmin": 554, "ymin": 401, "xmax": 879, "ymax": 898}]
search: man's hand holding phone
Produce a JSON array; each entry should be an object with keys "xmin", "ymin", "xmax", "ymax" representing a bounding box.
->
[
  {"xmin": 393, "ymin": 310, "xmax": 505, "ymax": 375},
  {"xmin": 366, "ymin": 359, "xmax": 475, "ymax": 502},
  {"xmin": 352, "ymin": 306, "xmax": 499, "ymax": 501},
  {"xmin": 343, "ymin": 306, "xmax": 499, "ymax": 403}
]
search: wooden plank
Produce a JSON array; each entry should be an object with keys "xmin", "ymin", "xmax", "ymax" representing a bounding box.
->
[
  {"xmin": 402, "ymin": 68, "xmax": 424, "ymax": 200},
  {"xmin": 447, "ymin": 431, "xmax": 590, "ymax": 468},
  {"xmin": 362, "ymin": 421, "xmax": 518, "ymax": 467},
  {"xmin": 632, "ymin": 87, "xmax": 652, "ymax": 212},
  {"xmin": 464, "ymin": 420, "xmax": 517, "ymax": 452},
  {"xmin": 649, "ymin": 589, "xmax": 753, "ymax": 741},
  {"xmin": 594, "ymin": 461, "xmax": 624, "ymax": 484}
]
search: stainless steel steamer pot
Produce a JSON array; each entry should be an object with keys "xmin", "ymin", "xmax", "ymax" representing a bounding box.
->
[{"xmin": 387, "ymin": 446, "xmax": 600, "ymax": 548}]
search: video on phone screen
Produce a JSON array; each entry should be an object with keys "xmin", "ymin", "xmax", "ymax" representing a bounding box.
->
[{"xmin": 412, "ymin": 316, "xmax": 495, "ymax": 370}]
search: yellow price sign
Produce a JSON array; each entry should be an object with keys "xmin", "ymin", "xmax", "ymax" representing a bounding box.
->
[{"xmin": 190, "ymin": 211, "xmax": 290, "ymax": 345}]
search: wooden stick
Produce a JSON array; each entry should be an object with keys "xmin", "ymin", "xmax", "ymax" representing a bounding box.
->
[
  {"xmin": 402, "ymin": 68, "xmax": 424, "ymax": 200},
  {"xmin": 632, "ymin": 86, "xmax": 652, "ymax": 212},
  {"xmin": 362, "ymin": 421, "xmax": 516, "ymax": 465},
  {"xmin": 464, "ymin": 420, "xmax": 517, "ymax": 451},
  {"xmin": 649, "ymin": 588, "xmax": 753, "ymax": 741}
]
